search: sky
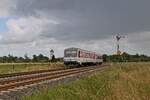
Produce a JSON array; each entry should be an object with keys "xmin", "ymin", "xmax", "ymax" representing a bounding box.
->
[{"xmin": 0, "ymin": 0, "xmax": 150, "ymax": 57}]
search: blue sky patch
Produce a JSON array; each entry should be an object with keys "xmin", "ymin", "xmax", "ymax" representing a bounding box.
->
[
  {"xmin": 0, "ymin": 18, "xmax": 8, "ymax": 33},
  {"xmin": 0, "ymin": 16, "xmax": 18, "ymax": 33}
]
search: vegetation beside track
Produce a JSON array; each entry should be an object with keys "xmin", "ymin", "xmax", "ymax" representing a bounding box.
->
[
  {"xmin": 23, "ymin": 62, "xmax": 150, "ymax": 100},
  {"xmin": 0, "ymin": 62, "xmax": 65, "ymax": 74}
]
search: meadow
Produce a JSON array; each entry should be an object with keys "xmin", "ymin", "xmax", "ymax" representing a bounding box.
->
[
  {"xmin": 0, "ymin": 62, "xmax": 64, "ymax": 74},
  {"xmin": 23, "ymin": 62, "xmax": 150, "ymax": 100}
]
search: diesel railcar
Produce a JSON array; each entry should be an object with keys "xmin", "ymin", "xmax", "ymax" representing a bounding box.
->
[{"xmin": 64, "ymin": 47, "xmax": 103, "ymax": 66}]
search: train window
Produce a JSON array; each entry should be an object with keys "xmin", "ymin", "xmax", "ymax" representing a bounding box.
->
[
  {"xmin": 97, "ymin": 56, "xmax": 102, "ymax": 59},
  {"xmin": 64, "ymin": 50, "xmax": 77, "ymax": 57}
]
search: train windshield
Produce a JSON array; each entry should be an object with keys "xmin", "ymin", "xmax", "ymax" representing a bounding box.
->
[{"xmin": 64, "ymin": 49, "xmax": 77, "ymax": 57}]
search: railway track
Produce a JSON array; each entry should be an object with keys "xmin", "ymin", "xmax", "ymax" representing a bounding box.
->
[
  {"xmin": 0, "ymin": 67, "xmax": 67, "ymax": 78},
  {"xmin": 0, "ymin": 65, "xmax": 107, "ymax": 93}
]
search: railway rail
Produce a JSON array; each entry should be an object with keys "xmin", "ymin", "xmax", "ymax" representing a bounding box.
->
[
  {"xmin": 0, "ymin": 67, "xmax": 67, "ymax": 78},
  {"xmin": 0, "ymin": 65, "xmax": 107, "ymax": 93}
]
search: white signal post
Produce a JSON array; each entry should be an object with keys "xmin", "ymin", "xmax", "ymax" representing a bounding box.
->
[
  {"xmin": 116, "ymin": 34, "xmax": 125, "ymax": 55},
  {"xmin": 50, "ymin": 49, "xmax": 54, "ymax": 63}
]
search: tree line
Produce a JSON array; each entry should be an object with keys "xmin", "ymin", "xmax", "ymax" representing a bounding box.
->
[
  {"xmin": 0, "ymin": 54, "xmax": 60, "ymax": 63},
  {"xmin": 1, "ymin": 53, "xmax": 150, "ymax": 63},
  {"xmin": 103, "ymin": 53, "xmax": 150, "ymax": 62}
]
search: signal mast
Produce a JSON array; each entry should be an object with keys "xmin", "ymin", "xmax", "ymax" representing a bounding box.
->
[
  {"xmin": 50, "ymin": 49, "xmax": 54, "ymax": 60},
  {"xmin": 116, "ymin": 34, "xmax": 125, "ymax": 55}
]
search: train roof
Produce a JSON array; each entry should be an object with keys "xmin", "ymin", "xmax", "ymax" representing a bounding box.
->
[{"xmin": 65, "ymin": 47, "xmax": 102, "ymax": 56}]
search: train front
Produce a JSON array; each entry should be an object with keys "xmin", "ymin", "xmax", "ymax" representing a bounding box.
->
[{"xmin": 63, "ymin": 48, "xmax": 79, "ymax": 66}]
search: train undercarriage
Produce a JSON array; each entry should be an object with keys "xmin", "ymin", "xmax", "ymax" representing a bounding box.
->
[{"xmin": 64, "ymin": 61, "xmax": 102, "ymax": 67}]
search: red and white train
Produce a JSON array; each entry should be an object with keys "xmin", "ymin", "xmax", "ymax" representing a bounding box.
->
[{"xmin": 64, "ymin": 47, "xmax": 103, "ymax": 66}]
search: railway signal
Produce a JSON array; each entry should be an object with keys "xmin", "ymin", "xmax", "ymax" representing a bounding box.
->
[
  {"xmin": 50, "ymin": 49, "xmax": 54, "ymax": 60},
  {"xmin": 115, "ymin": 34, "xmax": 125, "ymax": 55},
  {"xmin": 50, "ymin": 49, "xmax": 56, "ymax": 62}
]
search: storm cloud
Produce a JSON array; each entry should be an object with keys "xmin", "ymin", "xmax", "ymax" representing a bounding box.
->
[{"xmin": 0, "ymin": 0, "xmax": 150, "ymax": 56}]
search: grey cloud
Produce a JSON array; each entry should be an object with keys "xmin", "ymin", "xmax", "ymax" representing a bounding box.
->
[
  {"xmin": 1, "ymin": 0, "xmax": 150, "ymax": 56},
  {"xmin": 11, "ymin": 0, "xmax": 150, "ymax": 42},
  {"xmin": 0, "ymin": 0, "xmax": 17, "ymax": 17}
]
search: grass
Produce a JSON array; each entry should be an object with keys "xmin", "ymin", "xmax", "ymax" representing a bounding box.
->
[
  {"xmin": 0, "ymin": 62, "xmax": 65, "ymax": 74},
  {"xmin": 23, "ymin": 62, "xmax": 150, "ymax": 100}
]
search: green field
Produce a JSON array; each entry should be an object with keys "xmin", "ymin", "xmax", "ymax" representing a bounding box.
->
[
  {"xmin": 23, "ymin": 62, "xmax": 150, "ymax": 100},
  {"xmin": 0, "ymin": 63, "xmax": 64, "ymax": 74}
]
